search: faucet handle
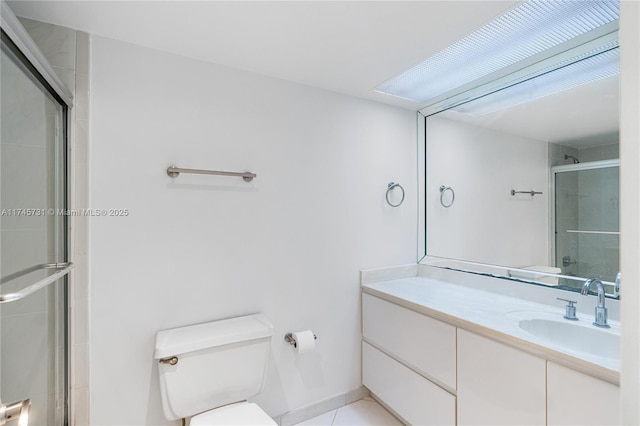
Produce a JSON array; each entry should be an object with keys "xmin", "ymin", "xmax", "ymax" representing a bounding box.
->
[
  {"xmin": 614, "ymin": 272, "xmax": 621, "ymax": 298},
  {"xmin": 556, "ymin": 297, "xmax": 578, "ymax": 321}
]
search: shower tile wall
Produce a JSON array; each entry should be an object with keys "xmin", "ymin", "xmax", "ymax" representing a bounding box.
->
[
  {"xmin": 576, "ymin": 166, "xmax": 619, "ymax": 281},
  {"xmin": 580, "ymin": 143, "xmax": 619, "ymax": 162},
  {"xmin": 578, "ymin": 142, "xmax": 620, "ymax": 281},
  {"xmin": 555, "ymin": 170, "xmax": 579, "ymax": 276},
  {"xmin": 549, "ymin": 141, "xmax": 578, "ymax": 276},
  {"xmin": 548, "ymin": 143, "xmax": 579, "ymax": 167},
  {"xmin": 0, "ymin": 39, "xmax": 60, "ymax": 426},
  {"xmin": 549, "ymin": 142, "xmax": 620, "ymax": 281},
  {"xmin": 549, "ymin": 141, "xmax": 618, "ymax": 166},
  {"xmin": 18, "ymin": 18, "xmax": 91, "ymax": 425}
]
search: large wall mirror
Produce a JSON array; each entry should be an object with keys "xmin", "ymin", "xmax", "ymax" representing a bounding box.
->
[{"xmin": 420, "ymin": 5, "xmax": 620, "ymax": 297}]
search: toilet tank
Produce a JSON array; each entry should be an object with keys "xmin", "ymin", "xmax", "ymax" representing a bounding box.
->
[{"xmin": 154, "ymin": 314, "xmax": 273, "ymax": 421}]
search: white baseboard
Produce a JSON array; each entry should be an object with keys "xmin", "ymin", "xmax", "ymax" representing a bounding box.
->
[{"xmin": 278, "ymin": 386, "xmax": 370, "ymax": 426}]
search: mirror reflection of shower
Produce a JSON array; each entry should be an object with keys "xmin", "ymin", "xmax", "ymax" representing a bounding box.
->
[
  {"xmin": 553, "ymin": 160, "xmax": 619, "ymax": 289},
  {"xmin": 564, "ymin": 154, "xmax": 580, "ymax": 164}
]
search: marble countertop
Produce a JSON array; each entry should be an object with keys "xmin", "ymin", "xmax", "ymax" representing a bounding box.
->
[{"xmin": 362, "ymin": 276, "xmax": 620, "ymax": 384}]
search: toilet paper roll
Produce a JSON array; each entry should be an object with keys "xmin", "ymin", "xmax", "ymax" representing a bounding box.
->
[{"xmin": 293, "ymin": 330, "xmax": 316, "ymax": 355}]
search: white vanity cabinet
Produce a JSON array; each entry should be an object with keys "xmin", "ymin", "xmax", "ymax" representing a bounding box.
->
[
  {"xmin": 361, "ymin": 290, "xmax": 620, "ymax": 426},
  {"xmin": 362, "ymin": 293, "xmax": 456, "ymax": 425},
  {"xmin": 547, "ymin": 362, "xmax": 620, "ymax": 426},
  {"xmin": 457, "ymin": 329, "xmax": 546, "ymax": 425}
]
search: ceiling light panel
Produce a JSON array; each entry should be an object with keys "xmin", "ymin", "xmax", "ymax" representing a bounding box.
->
[
  {"xmin": 375, "ymin": 0, "xmax": 619, "ymax": 103},
  {"xmin": 450, "ymin": 47, "xmax": 619, "ymax": 116}
]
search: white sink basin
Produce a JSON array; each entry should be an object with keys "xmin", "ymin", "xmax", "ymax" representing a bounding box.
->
[{"xmin": 507, "ymin": 311, "xmax": 619, "ymax": 361}]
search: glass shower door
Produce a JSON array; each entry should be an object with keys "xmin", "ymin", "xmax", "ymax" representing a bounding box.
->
[
  {"xmin": 554, "ymin": 162, "xmax": 620, "ymax": 284},
  {"xmin": 0, "ymin": 32, "xmax": 68, "ymax": 425}
]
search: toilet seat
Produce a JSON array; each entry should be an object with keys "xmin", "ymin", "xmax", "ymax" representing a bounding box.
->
[{"xmin": 189, "ymin": 402, "xmax": 276, "ymax": 426}]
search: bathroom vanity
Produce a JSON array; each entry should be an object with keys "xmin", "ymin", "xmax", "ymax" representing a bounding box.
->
[{"xmin": 361, "ymin": 273, "xmax": 620, "ymax": 426}]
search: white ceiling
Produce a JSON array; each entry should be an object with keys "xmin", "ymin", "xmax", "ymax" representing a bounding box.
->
[
  {"xmin": 8, "ymin": 0, "xmax": 618, "ymax": 146},
  {"xmin": 7, "ymin": 0, "xmax": 519, "ymax": 109},
  {"xmin": 439, "ymin": 76, "xmax": 620, "ymax": 147}
]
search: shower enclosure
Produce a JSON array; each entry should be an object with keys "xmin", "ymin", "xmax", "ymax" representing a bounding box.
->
[
  {"xmin": 1, "ymin": 8, "xmax": 72, "ymax": 425},
  {"xmin": 553, "ymin": 160, "xmax": 620, "ymax": 287}
]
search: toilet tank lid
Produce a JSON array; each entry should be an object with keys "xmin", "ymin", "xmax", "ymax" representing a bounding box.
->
[{"xmin": 154, "ymin": 313, "xmax": 273, "ymax": 359}]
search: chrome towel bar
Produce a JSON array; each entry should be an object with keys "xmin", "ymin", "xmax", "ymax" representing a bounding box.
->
[
  {"xmin": 0, "ymin": 262, "xmax": 74, "ymax": 303},
  {"xmin": 511, "ymin": 189, "xmax": 543, "ymax": 196},
  {"xmin": 167, "ymin": 166, "xmax": 256, "ymax": 182}
]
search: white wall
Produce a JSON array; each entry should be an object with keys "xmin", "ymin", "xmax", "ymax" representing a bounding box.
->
[
  {"xmin": 620, "ymin": 0, "xmax": 640, "ymax": 423},
  {"xmin": 89, "ymin": 36, "xmax": 416, "ymax": 425},
  {"xmin": 425, "ymin": 115, "xmax": 549, "ymax": 268}
]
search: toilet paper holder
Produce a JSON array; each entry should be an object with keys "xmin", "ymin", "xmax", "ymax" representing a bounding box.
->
[{"xmin": 284, "ymin": 332, "xmax": 317, "ymax": 348}]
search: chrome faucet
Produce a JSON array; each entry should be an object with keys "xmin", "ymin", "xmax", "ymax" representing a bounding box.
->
[{"xmin": 581, "ymin": 278, "xmax": 609, "ymax": 328}]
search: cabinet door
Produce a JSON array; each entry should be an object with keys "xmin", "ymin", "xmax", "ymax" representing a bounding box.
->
[
  {"xmin": 547, "ymin": 362, "xmax": 619, "ymax": 425},
  {"xmin": 457, "ymin": 329, "xmax": 546, "ymax": 425}
]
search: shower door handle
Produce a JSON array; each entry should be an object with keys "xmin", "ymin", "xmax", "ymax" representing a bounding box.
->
[{"xmin": 0, "ymin": 398, "xmax": 31, "ymax": 425}]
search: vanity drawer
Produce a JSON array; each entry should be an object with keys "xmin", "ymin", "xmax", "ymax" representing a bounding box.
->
[
  {"xmin": 363, "ymin": 342, "xmax": 455, "ymax": 426},
  {"xmin": 362, "ymin": 293, "xmax": 456, "ymax": 389}
]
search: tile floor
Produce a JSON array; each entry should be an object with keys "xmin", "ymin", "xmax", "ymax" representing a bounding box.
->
[{"xmin": 294, "ymin": 397, "xmax": 402, "ymax": 426}]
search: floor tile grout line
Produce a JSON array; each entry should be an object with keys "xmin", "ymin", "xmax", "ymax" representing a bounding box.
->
[{"xmin": 330, "ymin": 407, "xmax": 339, "ymax": 425}]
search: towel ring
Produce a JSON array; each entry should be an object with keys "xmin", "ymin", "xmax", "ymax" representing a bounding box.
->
[
  {"xmin": 386, "ymin": 182, "xmax": 405, "ymax": 207},
  {"xmin": 439, "ymin": 185, "xmax": 455, "ymax": 208}
]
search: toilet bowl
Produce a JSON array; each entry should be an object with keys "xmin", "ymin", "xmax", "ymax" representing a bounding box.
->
[
  {"xmin": 154, "ymin": 314, "xmax": 276, "ymax": 425},
  {"xmin": 189, "ymin": 402, "xmax": 275, "ymax": 425}
]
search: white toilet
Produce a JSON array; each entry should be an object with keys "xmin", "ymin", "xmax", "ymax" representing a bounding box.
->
[{"xmin": 154, "ymin": 313, "xmax": 277, "ymax": 425}]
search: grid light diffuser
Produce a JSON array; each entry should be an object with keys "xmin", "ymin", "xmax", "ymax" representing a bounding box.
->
[
  {"xmin": 451, "ymin": 46, "xmax": 619, "ymax": 116},
  {"xmin": 375, "ymin": 0, "xmax": 620, "ymax": 103}
]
